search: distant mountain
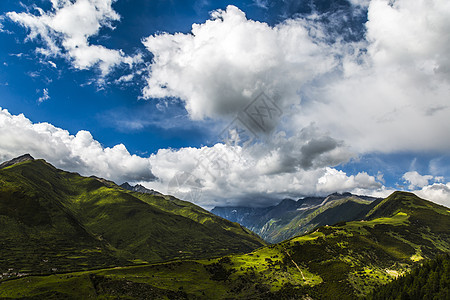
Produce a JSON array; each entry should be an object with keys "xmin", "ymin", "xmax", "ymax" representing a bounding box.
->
[
  {"xmin": 212, "ymin": 192, "xmax": 382, "ymax": 243},
  {"xmin": 2, "ymin": 192, "xmax": 449, "ymax": 299},
  {"xmin": 120, "ymin": 182, "xmax": 163, "ymax": 196},
  {"xmin": 0, "ymin": 155, "xmax": 265, "ymax": 276}
]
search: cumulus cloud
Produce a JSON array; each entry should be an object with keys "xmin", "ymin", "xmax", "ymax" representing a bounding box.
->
[
  {"xmin": 415, "ymin": 183, "xmax": 450, "ymax": 208},
  {"xmin": 402, "ymin": 171, "xmax": 434, "ymax": 189},
  {"xmin": 140, "ymin": 129, "xmax": 382, "ymax": 208},
  {"xmin": 142, "ymin": 1, "xmax": 450, "ymax": 155},
  {"xmin": 399, "ymin": 171, "xmax": 450, "ymax": 207},
  {"xmin": 142, "ymin": 5, "xmax": 337, "ymax": 120},
  {"xmin": 0, "ymin": 108, "xmax": 155, "ymax": 183},
  {"xmin": 3, "ymin": 1, "xmax": 450, "ymax": 209},
  {"xmin": 137, "ymin": 1, "xmax": 450, "ymax": 207},
  {"xmin": 295, "ymin": 0, "xmax": 450, "ymax": 153},
  {"xmin": 6, "ymin": 0, "xmax": 141, "ymax": 77},
  {"xmin": 0, "ymin": 108, "xmax": 381, "ymax": 208},
  {"xmin": 366, "ymin": 0, "xmax": 450, "ymax": 79},
  {"xmin": 2, "ymin": 108, "xmax": 448, "ymax": 209},
  {"xmin": 316, "ymin": 168, "xmax": 382, "ymax": 194}
]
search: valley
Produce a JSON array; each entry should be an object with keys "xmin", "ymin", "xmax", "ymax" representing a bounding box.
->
[
  {"xmin": 0, "ymin": 156, "xmax": 449, "ymax": 299},
  {"xmin": 212, "ymin": 193, "xmax": 382, "ymax": 243},
  {"xmin": 0, "ymin": 155, "xmax": 264, "ymax": 276}
]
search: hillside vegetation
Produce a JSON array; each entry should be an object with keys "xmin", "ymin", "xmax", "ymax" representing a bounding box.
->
[
  {"xmin": 367, "ymin": 253, "xmax": 450, "ymax": 300},
  {"xmin": 212, "ymin": 193, "xmax": 381, "ymax": 243},
  {"xmin": 1, "ymin": 190, "xmax": 448, "ymax": 299},
  {"xmin": 0, "ymin": 156, "xmax": 265, "ymax": 277}
]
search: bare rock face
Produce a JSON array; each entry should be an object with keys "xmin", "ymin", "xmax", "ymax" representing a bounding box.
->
[
  {"xmin": 120, "ymin": 182, "xmax": 163, "ymax": 196},
  {"xmin": 0, "ymin": 154, "xmax": 34, "ymax": 169}
]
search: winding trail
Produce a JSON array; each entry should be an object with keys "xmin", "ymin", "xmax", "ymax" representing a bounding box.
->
[{"xmin": 284, "ymin": 250, "xmax": 305, "ymax": 280}]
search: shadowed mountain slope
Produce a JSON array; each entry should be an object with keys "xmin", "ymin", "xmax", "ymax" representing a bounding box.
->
[
  {"xmin": 0, "ymin": 156, "xmax": 265, "ymax": 275},
  {"xmin": 212, "ymin": 193, "xmax": 382, "ymax": 243}
]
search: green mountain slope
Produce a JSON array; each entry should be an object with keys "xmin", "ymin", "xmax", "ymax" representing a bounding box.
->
[
  {"xmin": 0, "ymin": 156, "xmax": 265, "ymax": 276},
  {"xmin": 367, "ymin": 253, "xmax": 450, "ymax": 300},
  {"xmin": 213, "ymin": 193, "xmax": 381, "ymax": 243},
  {"xmin": 1, "ymin": 192, "xmax": 448, "ymax": 299}
]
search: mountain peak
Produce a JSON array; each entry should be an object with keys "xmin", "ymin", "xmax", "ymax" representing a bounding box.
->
[
  {"xmin": 120, "ymin": 182, "xmax": 163, "ymax": 196},
  {"xmin": 0, "ymin": 153, "xmax": 34, "ymax": 169},
  {"xmin": 329, "ymin": 192, "xmax": 353, "ymax": 198},
  {"xmin": 365, "ymin": 191, "xmax": 436, "ymax": 220},
  {"xmin": 120, "ymin": 182, "xmax": 133, "ymax": 190},
  {"xmin": 278, "ymin": 198, "xmax": 296, "ymax": 206}
]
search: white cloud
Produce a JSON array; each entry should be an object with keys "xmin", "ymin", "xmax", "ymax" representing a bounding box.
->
[
  {"xmin": 414, "ymin": 183, "xmax": 450, "ymax": 208},
  {"xmin": 0, "ymin": 108, "xmax": 379, "ymax": 208},
  {"xmin": 400, "ymin": 171, "xmax": 450, "ymax": 207},
  {"xmin": 402, "ymin": 171, "xmax": 450, "ymax": 207},
  {"xmin": 347, "ymin": 0, "xmax": 371, "ymax": 8},
  {"xmin": 366, "ymin": 0, "xmax": 450, "ymax": 79},
  {"xmin": 316, "ymin": 168, "xmax": 382, "ymax": 194},
  {"xmin": 137, "ymin": 1, "xmax": 450, "ymax": 207},
  {"xmin": 141, "ymin": 131, "xmax": 382, "ymax": 208},
  {"xmin": 3, "ymin": 1, "xmax": 450, "ymax": 209},
  {"xmin": 6, "ymin": 0, "xmax": 141, "ymax": 77},
  {"xmin": 0, "ymin": 108, "xmax": 155, "ymax": 183},
  {"xmin": 48, "ymin": 61, "xmax": 57, "ymax": 68},
  {"xmin": 295, "ymin": 0, "xmax": 450, "ymax": 153},
  {"xmin": 115, "ymin": 73, "xmax": 134, "ymax": 84},
  {"xmin": 142, "ymin": 5, "xmax": 337, "ymax": 120},
  {"xmin": 2, "ymin": 108, "xmax": 448, "ymax": 209},
  {"xmin": 142, "ymin": 1, "xmax": 450, "ymax": 155},
  {"xmin": 402, "ymin": 171, "xmax": 433, "ymax": 189},
  {"xmin": 38, "ymin": 88, "xmax": 50, "ymax": 103}
]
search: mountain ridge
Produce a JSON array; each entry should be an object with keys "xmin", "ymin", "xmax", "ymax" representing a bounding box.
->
[
  {"xmin": 120, "ymin": 182, "xmax": 163, "ymax": 196},
  {"xmin": 0, "ymin": 155, "xmax": 265, "ymax": 276},
  {"xmin": 0, "ymin": 153, "xmax": 34, "ymax": 169},
  {"xmin": 212, "ymin": 193, "xmax": 382, "ymax": 243}
]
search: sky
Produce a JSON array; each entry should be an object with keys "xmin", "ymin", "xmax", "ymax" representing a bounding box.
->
[{"xmin": 0, "ymin": 0, "xmax": 449, "ymax": 209}]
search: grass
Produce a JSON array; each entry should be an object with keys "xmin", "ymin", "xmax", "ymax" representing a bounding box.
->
[
  {"xmin": 258, "ymin": 195, "xmax": 380, "ymax": 243},
  {"xmin": 3, "ymin": 195, "xmax": 447, "ymax": 298}
]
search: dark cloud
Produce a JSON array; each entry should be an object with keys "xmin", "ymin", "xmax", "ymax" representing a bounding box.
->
[{"xmin": 300, "ymin": 136, "xmax": 340, "ymax": 169}]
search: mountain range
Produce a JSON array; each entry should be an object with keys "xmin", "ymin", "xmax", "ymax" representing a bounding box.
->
[
  {"xmin": 119, "ymin": 182, "xmax": 164, "ymax": 196},
  {"xmin": 212, "ymin": 193, "xmax": 382, "ymax": 243},
  {"xmin": 0, "ymin": 155, "xmax": 449, "ymax": 299},
  {"xmin": 0, "ymin": 155, "xmax": 264, "ymax": 276}
]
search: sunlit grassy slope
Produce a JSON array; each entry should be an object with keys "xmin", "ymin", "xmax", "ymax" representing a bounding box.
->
[
  {"xmin": 263, "ymin": 196, "xmax": 380, "ymax": 243},
  {"xmin": 213, "ymin": 194, "xmax": 382, "ymax": 243},
  {"xmin": 0, "ymin": 158, "xmax": 265, "ymax": 276},
  {"xmin": 1, "ymin": 191, "xmax": 448, "ymax": 299}
]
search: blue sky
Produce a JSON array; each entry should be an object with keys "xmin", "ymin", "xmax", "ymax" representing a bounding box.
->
[{"xmin": 1, "ymin": 0, "xmax": 449, "ymax": 209}]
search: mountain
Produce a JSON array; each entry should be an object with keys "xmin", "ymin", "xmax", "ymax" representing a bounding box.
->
[
  {"xmin": 0, "ymin": 153, "xmax": 34, "ymax": 169},
  {"xmin": 1, "ymin": 192, "xmax": 448, "ymax": 299},
  {"xmin": 0, "ymin": 155, "xmax": 265, "ymax": 276},
  {"xmin": 212, "ymin": 192, "xmax": 382, "ymax": 243},
  {"xmin": 120, "ymin": 182, "xmax": 163, "ymax": 196}
]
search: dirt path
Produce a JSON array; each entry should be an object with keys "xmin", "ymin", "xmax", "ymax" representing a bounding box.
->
[{"xmin": 284, "ymin": 250, "xmax": 305, "ymax": 280}]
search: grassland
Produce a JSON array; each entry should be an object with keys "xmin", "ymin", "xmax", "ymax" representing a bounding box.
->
[{"xmin": 1, "ymin": 191, "xmax": 448, "ymax": 299}]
